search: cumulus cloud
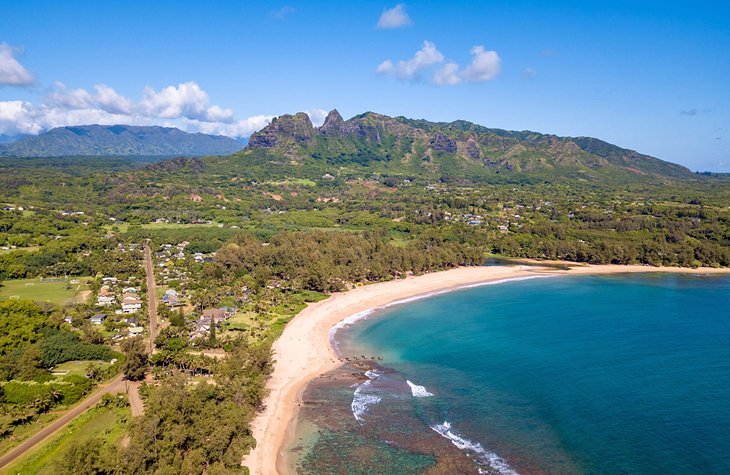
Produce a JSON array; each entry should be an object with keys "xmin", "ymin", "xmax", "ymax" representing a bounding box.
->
[
  {"xmin": 378, "ymin": 42, "xmax": 501, "ymax": 85},
  {"xmin": 0, "ymin": 81, "xmax": 276, "ymax": 137},
  {"xmin": 375, "ymin": 59, "xmax": 394, "ymax": 75},
  {"xmin": 304, "ymin": 108, "xmax": 328, "ymax": 127},
  {"xmin": 377, "ymin": 4, "xmax": 412, "ymax": 29},
  {"xmin": 433, "ymin": 62, "xmax": 461, "ymax": 85},
  {"xmin": 0, "ymin": 43, "xmax": 34, "ymax": 86},
  {"xmin": 433, "ymin": 45, "xmax": 501, "ymax": 85},
  {"xmin": 139, "ymin": 82, "xmax": 234, "ymax": 122},
  {"xmin": 376, "ymin": 41, "xmax": 444, "ymax": 81}
]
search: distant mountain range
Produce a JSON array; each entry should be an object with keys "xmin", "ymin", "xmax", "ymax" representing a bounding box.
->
[
  {"xmin": 243, "ymin": 110, "xmax": 691, "ymax": 181},
  {"xmin": 0, "ymin": 125, "xmax": 243, "ymax": 157}
]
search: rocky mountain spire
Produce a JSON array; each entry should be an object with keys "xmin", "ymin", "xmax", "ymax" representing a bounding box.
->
[
  {"xmin": 318, "ymin": 109, "xmax": 346, "ymax": 136},
  {"xmin": 248, "ymin": 112, "xmax": 316, "ymax": 149}
]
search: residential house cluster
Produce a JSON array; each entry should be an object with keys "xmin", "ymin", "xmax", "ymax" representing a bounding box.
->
[{"xmin": 96, "ymin": 277, "xmax": 144, "ymax": 314}]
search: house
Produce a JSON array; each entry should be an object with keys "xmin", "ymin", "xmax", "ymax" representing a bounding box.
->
[
  {"xmin": 63, "ymin": 316, "xmax": 73, "ymax": 324},
  {"xmin": 128, "ymin": 326, "xmax": 144, "ymax": 337},
  {"xmin": 162, "ymin": 289, "xmax": 180, "ymax": 306},
  {"xmin": 122, "ymin": 299, "xmax": 143, "ymax": 313},
  {"xmin": 122, "ymin": 287, "xmax": 137, "ymax": 294},
  {"xmin": 101, "ymin": 277, "xmax": 118, "ymax": 284},
  {"xmin": 97, "ymin": 295, "xmax": 116, "ymax": 306},
  {"xmin": 202, "ymin": 307, "xmax": 236, "ymax": 323},
  {"xmin": 90, "ymin": 313, "xmax": 107, "ymax": 325},
  {"xmin": 202, "ymin": 308, "xmax": 226, "ymax": 322},
  {"xmin": 190, "ymin": 322, "xmax": 210, "ymax": 340},
  {"xmin": 98, "ymin": 285, "xmax": 114, "ymax": 296}
]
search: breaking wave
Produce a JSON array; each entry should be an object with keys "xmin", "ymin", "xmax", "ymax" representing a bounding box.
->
[
  {"xmin": 351, "ymin": 370, "xmax": 381, "ymax": 423},
  {"xmin": 406, "ymin": 380, "xmax": 434, "ymax": 397},
  {"xmin": 430, "ymin": 421, "xmax": 520, "ymax": 475}
]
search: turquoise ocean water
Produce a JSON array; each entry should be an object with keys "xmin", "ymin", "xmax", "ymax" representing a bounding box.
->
[{"xmin": 288, "ymin": 273, "xmax": 730, "ymax": 474}]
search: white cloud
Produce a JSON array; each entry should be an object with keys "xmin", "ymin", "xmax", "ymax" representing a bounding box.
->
[
  {"xmin": 46, "ymin": 82, "xmax": 94, "ymax": 109},
  {"xmin": 433, "ymin": 45, "xmax": 501, "ymax": 85},
  {"xmin": 377, "ymin": 4, "xmax": 412, "ymax": 29},
  {"xmin": 0, "ymin": 81, "xmax": 278, "ymax": 138},
  {"xmin": 461, "ymin": 46, "xmax": 501, "ymax": 82},
  {"xmin": 376, "ymin": 41, "xmax": 444, "ymax": 81},
  {"xmin": 177, "ymin": 115, "xmax": 274, "ymax": 137},
  {"xmin": 375, "ymin": 60, "xmax": 394, "ymax": 75},
  {"xmin": 378, "ymin": 42, "xmax": 500, "ymax": 85},
  {"xmin": 433, "ymin": 62, "xmax": 461, "ymax": 85},
  {"xmin": 305, "ymin": 108, "xmax": 328, "ymax": 127},
  {"xmin": 140, "ymin": 81, "xmax": 234, "ymax": 123},
  {"xmin": 94, "ymin": 83, "xmax": 133, "ymax": 114},
  {"xmin": 0, "ymin": 43, "xmax": 34, "ymax": 86}
]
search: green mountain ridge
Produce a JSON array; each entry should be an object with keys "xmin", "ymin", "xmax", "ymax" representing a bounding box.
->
[
  {"xmin": 241, "ymin": 110, "xmax": 691, "ymax": 182},
  {"xmin": 0, "ymin": 125, "xmax": 243, "ymax": 157}
]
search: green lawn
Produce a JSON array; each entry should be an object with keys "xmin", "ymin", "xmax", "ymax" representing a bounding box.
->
[
  {"xmin": 50, "ymin": 360, "xmax": 112, "ymax": 377},
  {"xmin": 0, "ymin": 277, "xmax": 91, "ymax": 305},
  {"xmin": 4, "ymin": 405, "xmax": 129, "ymax": 474}
]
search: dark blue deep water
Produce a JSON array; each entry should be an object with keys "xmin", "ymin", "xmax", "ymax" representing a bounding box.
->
[{"xmin": 290, "ymin": 274, "xmax": 730, "ymax": 474}]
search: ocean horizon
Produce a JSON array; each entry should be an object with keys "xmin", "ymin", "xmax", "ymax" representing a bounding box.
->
[{"xmin": 287, "ymin": 273, "xmax": 730, "ymax": 474}]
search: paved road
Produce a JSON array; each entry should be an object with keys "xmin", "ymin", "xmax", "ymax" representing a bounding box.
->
[
  {"xmin": 144, "ymin": 244, "xmax": 158, "ymax": 354},
  {"xmin": 0, "ymin": 373, "xmax": 125, "ymax": 471}
]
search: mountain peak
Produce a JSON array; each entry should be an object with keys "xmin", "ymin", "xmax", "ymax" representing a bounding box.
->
[
  {"xmin": 319, "ymin": 109, "xmax": 345, "ymax": 136},
  {"xmin": 0, "ymin": 125, "xmax": 242, "ymax": 157},
  {"xmin": 243, "ymin": 110, "xmax": 691, "ymax": 181},
  {"xmin": 248, "ymin": 113, "xmax": 316, "ymax": 149}
]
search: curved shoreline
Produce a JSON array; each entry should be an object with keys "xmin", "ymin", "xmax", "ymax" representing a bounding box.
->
[{"xmin": 242, "ymin": 263, "xmax": 730, "ymax": 475}]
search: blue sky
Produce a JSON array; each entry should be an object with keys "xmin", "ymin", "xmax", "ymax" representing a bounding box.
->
[{"xmin": 0, "ymin": 0, "xmax": 728, "ymax": 171}]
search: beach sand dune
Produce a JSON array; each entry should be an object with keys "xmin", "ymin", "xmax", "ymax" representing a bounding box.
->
[{"xmin": 242, "ymin": 263, "xmax": 730, "ymax": 475}]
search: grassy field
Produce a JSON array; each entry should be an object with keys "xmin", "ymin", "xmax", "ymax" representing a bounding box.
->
[
  {"xmin": 0, "ymin": 413, "xmax": 61, "ymax": 459},
  {"xmin": 3, "ymin": 405, "xmax": 129, "ymax": 474},
  {"xmin": 0, "ymin": 277, "xmax": 91, "ymax": 305},
  {"xmin": 50, "ymin": 360, "xmax": 113, "ymax": 377}
]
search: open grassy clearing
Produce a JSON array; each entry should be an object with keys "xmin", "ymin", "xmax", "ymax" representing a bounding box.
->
[
  {"xmin": 3, "ymin": 404, "xmax": 129, "ymax": 474},
  {"xmin": 50, "ymin": 360, "xmax": 113, "ymax": 378},
  {"xmin": 0, "ymin": 277, "xmax": 91, "ymax": 305}
]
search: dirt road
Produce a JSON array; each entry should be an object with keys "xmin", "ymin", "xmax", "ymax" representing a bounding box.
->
[{"xmin": 144, "ymin": 244, "xmax": 158, "ymax": 353}]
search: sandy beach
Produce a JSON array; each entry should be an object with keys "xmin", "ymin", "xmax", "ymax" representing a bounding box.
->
[{"xmin": 242, "ymin": 263, "xmax": 730, "ymax": 475}]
